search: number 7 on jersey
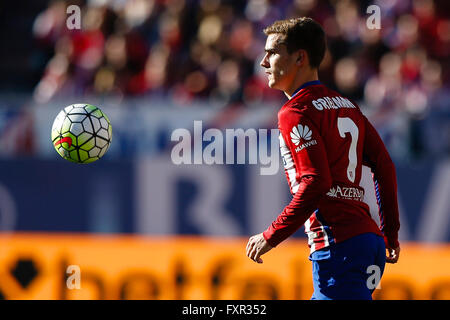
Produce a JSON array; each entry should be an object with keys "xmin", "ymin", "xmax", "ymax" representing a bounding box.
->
[{"xmin": 337, "ymin": 117, "xmax": 359, "ymax": 183}]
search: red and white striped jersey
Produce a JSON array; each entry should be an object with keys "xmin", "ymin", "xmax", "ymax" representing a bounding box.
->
[{"xmin": 262, "ymin": 81, "xmax": 400, "ymax": 254}]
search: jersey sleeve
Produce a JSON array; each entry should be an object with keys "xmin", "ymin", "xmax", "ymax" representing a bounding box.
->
[
  {"xmin": 263, "ymin": 109, "xmax": 332, "ymax": 247},
  {"xmin": 362, "ymin": 116, "xmax": 400, "ymax": 249}
]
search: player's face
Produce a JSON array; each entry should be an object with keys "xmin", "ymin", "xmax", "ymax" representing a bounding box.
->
[{"xmin": 260, "ymin": 33, "xmax": 298, "ymax": 92}]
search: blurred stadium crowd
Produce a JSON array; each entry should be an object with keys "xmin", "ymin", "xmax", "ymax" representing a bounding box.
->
[
  {"xmin": 31, "ymin": 0, "xmax": 449, "ymax": 103},
  {"xmin": 1, "ymin": 0, "xmax": 449, "ymax": 159}
]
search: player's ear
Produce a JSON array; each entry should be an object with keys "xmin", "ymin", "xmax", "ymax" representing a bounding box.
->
[{"xmin": 296, "ymin": 50, "xmax": 305, "ymax": 65}]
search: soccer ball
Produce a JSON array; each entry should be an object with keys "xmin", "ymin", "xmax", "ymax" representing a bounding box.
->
[{"xmin": 51, "ymin": 104, "xmax": 112, "ymax": 163}]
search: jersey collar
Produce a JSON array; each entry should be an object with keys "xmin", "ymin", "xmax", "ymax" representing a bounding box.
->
[{"xmin": 290, "ymin": 80, "xmax": 322, "ymax": 100}]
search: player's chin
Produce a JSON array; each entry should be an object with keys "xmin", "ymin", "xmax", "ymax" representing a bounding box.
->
[{"xmin": 267, "ymin": 79, "xmax": 277, "ymax": 89}]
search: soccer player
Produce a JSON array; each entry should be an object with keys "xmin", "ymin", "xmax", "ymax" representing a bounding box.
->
[{"xmin": 245, "ymin": 17, "xmax": 400, "ymax": 300}]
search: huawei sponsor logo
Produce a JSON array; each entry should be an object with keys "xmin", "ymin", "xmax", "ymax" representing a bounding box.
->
[
  {"xmin": 291, "ymin": 124, "xmax": 312, "ymax": 144},
  {"xmin": 290, "ymin": 124, "xmax": 317, "ymax": 152}
]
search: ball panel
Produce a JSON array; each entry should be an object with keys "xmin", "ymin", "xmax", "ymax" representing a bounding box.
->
[
  {"xmin": 91, "ymin": 117, "xmax": 101, "ymax": 132},
  {"xmin": 108, "ymin": 125, "xmax": 112, "ymax": 141},
  {"xmin": 70, "ymin": 122, "xmax": 84, "ymax": 137},
  {"xmin": 57, "ymin": 146, "xmax": 69, "ymax": 158},
  {"xmin": 100, "ymin": 117, "xmax": 109, "ymax": 129},
  {"xmin": 96, "ymin": 129, "xmax": 109, "ymax": 141},
  {"xmin": 70, "ymin": 107, "xmax": 88, "ymax": 114},
  {"xmin": 68, "ymin": 114, "xmax": 86, "ymax": 122},
  {"xmin": 51, "ymin": 129, "xmax": 60, "ymax": 142},
  {"xmin": 77, "ymin": 132, "xmax": 93, "ymax": 145},
  {"xmin": 69, "ymin": 150, "xmax": 80, "ymax": 162},
  {"xmin": 61, "ymin": 118, "xmax": 72, "ymax": 133},
  {"xmin": 102, "ymin": 112, "xmax": 111, "ymax": 123},
  {"xmin": 80, "ymin": 137, "xmax": 95, "ymax": 151},
  {"xmin": 98, "ymin": 146, "xmax": 108, "ymax": 158},
  {"xmin": 95, "ymin": 137, "xmax": 108, "ymax": 148},
  {"xmin": 64, "ymin": 105, "xmax": 74, "ymax": 113},
  {"xmin": 91, "ymin": 109, "xmax": 103, "ymax": 118},
  {"xmin": 79, "ymin": 149, "xmax": 89, "ymax": 162},
  {"xmin": 84, "ymin": 104, "xmax": 98, "ymax": 114},
  {"xmin": 82, "ymin": 117, "xmax": 94, "ymax": 134},
  {"xmin": 89, "ymin": 147, "xmax": 101, "ymax": 158},
  {"xmin": 84, "ymin": 156, "xmax": 99, "ymax": 164}
]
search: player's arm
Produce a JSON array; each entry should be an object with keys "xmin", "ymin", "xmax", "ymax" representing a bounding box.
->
[
  {"xmin": 249, "ymin": 110, "xmax": 331, "ymax": 256},
  {"xmin": 362, "ymin": 116, "xmax": 401, "ymax": 263},
  {"xmin": 263, "ymin": 112, "xmax": 332, "ymax": 248},
  {"xmin": 247, "ymin": 110, "xmax": 331, "ymax": 263}
]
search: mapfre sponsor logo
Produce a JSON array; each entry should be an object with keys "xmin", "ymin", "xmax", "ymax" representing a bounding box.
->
[
  {"xmin": 326, "ymin": 185, "xmax": 365, "ymax": 202},
  {"xmin": 290, "ymin": 124, "xmax": 317, "ymax": 152}
]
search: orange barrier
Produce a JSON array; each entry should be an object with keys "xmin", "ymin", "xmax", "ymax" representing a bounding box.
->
[{"xmin": 0, "ymin": 233, "xmax": 449, "ymax": 300}]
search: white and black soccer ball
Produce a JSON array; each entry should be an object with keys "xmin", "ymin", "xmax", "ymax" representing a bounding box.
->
[{"xmin": 51, "ymin": 104, "xmax": 112, "ymax": 163}]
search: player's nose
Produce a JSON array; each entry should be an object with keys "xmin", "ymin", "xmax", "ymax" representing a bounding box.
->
[{"xmin": 260, "ymin": 54, "xmax": 269, "ymax": 68}]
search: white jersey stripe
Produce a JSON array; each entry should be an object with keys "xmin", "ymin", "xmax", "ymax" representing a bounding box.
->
[
  {"xmin": 279, "ymin": 133, "xmax": 300, "ymax": 194},
  {"xmin": 304, "ymin": 216, "xmax": 316, "ymax": 252}
]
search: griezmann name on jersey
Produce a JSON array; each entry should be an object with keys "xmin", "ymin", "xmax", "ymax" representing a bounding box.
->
[{"xmin": 263, "ymin": 82, "xmax": 400, "ymax": 254}]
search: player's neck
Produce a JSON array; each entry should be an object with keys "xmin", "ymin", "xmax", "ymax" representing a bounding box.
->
[{"xmin": 284, "ymin": 68, "xmax": 319, "ymax": 99}]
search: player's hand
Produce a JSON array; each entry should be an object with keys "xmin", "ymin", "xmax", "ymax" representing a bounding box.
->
[
  {"xmin": 246, "ymin": 233, "xmax": 273, "ymax": 264},
  {"xmin": 386, "ymin": 246, "xmax": 400, "ymax": 264}
]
